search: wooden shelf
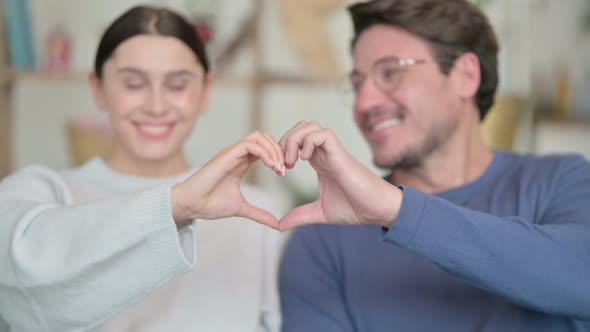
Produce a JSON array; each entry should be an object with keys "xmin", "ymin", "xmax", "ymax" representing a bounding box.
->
[
  {"xmin": 5, "ymin": 69, "xmax": 339, "ymax": 87},
  {"xmin": 0, "ymin": 2, "xmax": 12, "ymax": 178},
  {"xmin": 6, "ymin": 69, "xmax": 88, "ymax": 83},
  {"xmin": 534, "ymin": 114, "xmax": 590, "ymax": 126}
]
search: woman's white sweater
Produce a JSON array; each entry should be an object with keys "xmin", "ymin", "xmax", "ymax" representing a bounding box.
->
[{"xmin": 0, "ymin": 158, "xmax": 285, "ymax": 332}]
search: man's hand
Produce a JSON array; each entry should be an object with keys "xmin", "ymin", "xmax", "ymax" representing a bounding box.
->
[{"xmin": 279, "ymin": 121, "xmax": 402, "ymax": 231}]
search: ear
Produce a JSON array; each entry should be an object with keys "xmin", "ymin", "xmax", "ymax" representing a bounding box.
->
[
  {"xmin": 449, "ymin": 52, "xmax": 481, "ymax": 100},
  {"xmin": 88, "ymin": 72, "xmax": 108, "ymax": 111},
  {"xmin": 196, "ymin": 73, "xmax": 215, "ymax": 115}
]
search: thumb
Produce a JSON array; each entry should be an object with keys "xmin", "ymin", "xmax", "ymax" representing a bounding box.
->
[
  {"xmin": 279, "ymin": 201, "xmax": 326, "ymax": 231},
  {"xmin": 239, "ymin": 203, "xmax": 280, "ymax": 230}
]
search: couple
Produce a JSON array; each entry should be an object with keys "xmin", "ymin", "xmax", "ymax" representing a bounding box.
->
[{"xmin": 1, "ymin": 1, "xmax": 590, "ymax": 331}]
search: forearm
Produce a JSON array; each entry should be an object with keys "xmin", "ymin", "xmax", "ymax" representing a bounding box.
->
[
  {"xmin": 385, "ymin": 187, "xmax": 590, "ymax": 319},
  {"xmin": 0, "ymin": 184, "xmax": 195, "ymax": 331}
]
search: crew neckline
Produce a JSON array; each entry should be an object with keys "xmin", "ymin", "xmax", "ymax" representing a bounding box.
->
[{"xmin": 386, "ymin": 151, "xmax": 512, "ymax": 203}]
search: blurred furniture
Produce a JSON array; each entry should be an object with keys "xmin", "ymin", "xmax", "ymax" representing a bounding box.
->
[
  {"xmin": 0, "ymin": 3, "xmax": 12, "ymax": 178},
  {"xmin": 480, "ymin": 95, "xmax": 527, "ymax": 150},
  {"xmin": 278, "ymin": 0, "xmax": 344, "ymax": 80},
  {"xmin": 533, "ymin": 116, "xmax": 590, "ymax": 159},
  {"xmin": 67, "ymin": 116, "xmax": 112, "ymax": 165}
]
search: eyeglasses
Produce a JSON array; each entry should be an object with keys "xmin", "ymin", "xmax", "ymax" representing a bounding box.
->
[{"xmin": 347, "ymin": 56, "xmax": 427, "ymax": 96}]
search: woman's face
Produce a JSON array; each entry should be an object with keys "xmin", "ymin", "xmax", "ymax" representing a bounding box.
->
[{"xmin": 91, "ymin": 34, "xmax": 212, "ymax": 165}]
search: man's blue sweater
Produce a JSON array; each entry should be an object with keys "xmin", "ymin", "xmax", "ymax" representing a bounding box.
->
[{"xmin": 280, "ymin": 151, "xmax": 590, "ymax": 331}]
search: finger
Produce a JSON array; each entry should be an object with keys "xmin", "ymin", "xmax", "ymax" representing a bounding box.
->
[
  {"xmin": 239, "ymin": 203, "xmax": 280, "ymax": 229},
  {"xmin": 300, "ymin": 129, "xmax": 330, "ymax": 161},
  {"xmin": 281, "ymin": 122, "xmax": 323, "ymax": 168},
  {"xmin": 262, "ymin": 132, "xmax": 285, "ymax": 175},
  {"xmin": 204, "ymin": 141, "xmax": 275, "ymax": 181},
  {"xmin": 238, "ymin": 141, "xmax": 279, "ymax": 171},
  {"xmin": 244, "ymin": 131, "xmax": 281, "ymax": 173},
  {"xmin": 279, "ymin": 121, "xmax": 312, "ymax": 169},
  {"xmin": 278, "ymin": 201, "xmax": 326, "ymax": 231},
  {"xmin": 279, "ymin": 121, "xmax": 309, "ymax": 150}
]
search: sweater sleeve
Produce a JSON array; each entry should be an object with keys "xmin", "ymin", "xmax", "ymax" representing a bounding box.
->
[
  {"xmin": 0, "ymin": 315, "xmax": 8, "ymax": 332},
  {"xmin": 0, "ymin": 166, "xmax": 196, "ymax": 332},
  {"xmin": 279, "ymin": 226, "xmax": 355, "ymax": 332},
  {"xmin": 384, "ymin": 156, "xmax": 590, "ymax": 320}
]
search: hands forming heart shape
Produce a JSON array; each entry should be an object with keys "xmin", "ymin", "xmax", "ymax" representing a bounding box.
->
[{"xmin": 171, "ymin": 121, "xmax": 402, "ymax": 231}]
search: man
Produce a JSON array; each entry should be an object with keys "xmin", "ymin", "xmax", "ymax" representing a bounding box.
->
[{"xmin": 277, "ymin": 0, "xmax": 590, "ymax": 331}]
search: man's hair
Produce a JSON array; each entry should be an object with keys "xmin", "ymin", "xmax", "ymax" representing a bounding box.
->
[{"xmin": 348, "ymin": 0, "xmax": 499, "ymax": 120}]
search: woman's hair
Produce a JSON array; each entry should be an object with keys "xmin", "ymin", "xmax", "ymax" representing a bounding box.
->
[
  {"xmin": 94, "ymin": 5, "xmax": 210, "ymax": 78},
  {"xmin": 348, "ymin": 0, "xmax": 499, "ymax": 120}
]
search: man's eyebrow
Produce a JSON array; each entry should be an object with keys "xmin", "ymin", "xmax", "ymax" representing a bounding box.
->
[
  {"xmin": 374, "ymin": 55, "xmax": 400, "ymax": 66},
  {"xmin": 349, "ymin": 55, "xmax": 404, "ymax": 77}
]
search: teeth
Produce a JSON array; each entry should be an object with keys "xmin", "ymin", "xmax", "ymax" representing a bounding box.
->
[
  {"xmin": 372, "ymin": 118, "xmax": 400, "ymax": 132},
  {"xmin": 139, "ymin": 125, "xmax": 169, "ymax": 135}
]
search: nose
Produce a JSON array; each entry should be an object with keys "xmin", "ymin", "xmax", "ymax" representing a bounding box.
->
[
  {"xmin": 144, "ymin": 88, "xmax": 169, "ymax": 117},
  {"xmin": 354, "ymin": 77, "xmax": 389, "ymax": 115}
]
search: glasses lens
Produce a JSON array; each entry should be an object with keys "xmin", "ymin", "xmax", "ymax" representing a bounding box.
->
[{"xmin": 374, "ymin": 60, "xmax": 404, "ymax": 93}]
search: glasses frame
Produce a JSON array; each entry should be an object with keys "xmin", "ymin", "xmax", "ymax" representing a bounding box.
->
[{"xmin": 348, "ymin": 56, "xmax": 427, "ymax": 96}]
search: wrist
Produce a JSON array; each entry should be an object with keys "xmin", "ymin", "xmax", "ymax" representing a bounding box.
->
[
  {"xmin": 171, "ymin": 183, "xmax": 194, "ymax": 225},
  {"xmin": 377, "ymin": 185, "xmax": 403, "ymax": 229}
]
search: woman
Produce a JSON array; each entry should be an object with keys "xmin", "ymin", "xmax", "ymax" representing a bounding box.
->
[{"xmin": 0, "ymin": 6, "xmax": 286, "ymax": 332}]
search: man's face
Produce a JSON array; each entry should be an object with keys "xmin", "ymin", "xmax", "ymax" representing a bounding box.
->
[{"xmin": 352, "ymin": 25, "xmax": 461, "ymax": 170}]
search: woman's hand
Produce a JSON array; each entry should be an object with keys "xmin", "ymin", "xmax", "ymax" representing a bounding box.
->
[{"xmin": 171, "ymin": 131, "xmax": 285, "ymax": 229}]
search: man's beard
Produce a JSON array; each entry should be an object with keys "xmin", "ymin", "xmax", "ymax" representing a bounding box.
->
[
  {"xmin": 389, "ymin": 136, "xmax": 438, "ymax": 170},
  {"xmin": 373, "ymin": 121, "xmax": 456, "ymax": 171}
]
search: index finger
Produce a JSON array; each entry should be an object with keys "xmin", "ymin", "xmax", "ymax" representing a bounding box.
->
[
  {"xmin": 278, "ymin": 121, "xmax": 309, "ymax": 150},
  {"xmin": 280, "ymin": 121, "xmax": 323, "ymax": 168}
]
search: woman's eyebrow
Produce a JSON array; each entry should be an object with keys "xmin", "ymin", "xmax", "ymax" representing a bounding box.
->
[
  {"xmin": 116, "ymin": 67, "xmax": 146, "ymax": 76},
  {"xmin": 164, "ymin": 70, "xmax": 197, "ymax": 78},
  {"xmin": 114, "ymin": 68, "xmax": 198, "ymax": 80}
]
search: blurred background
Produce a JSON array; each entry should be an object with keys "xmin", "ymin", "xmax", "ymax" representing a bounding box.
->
[{"xmin": 1, "ymin": 0, "xmax": 590, "ymax": 207}]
